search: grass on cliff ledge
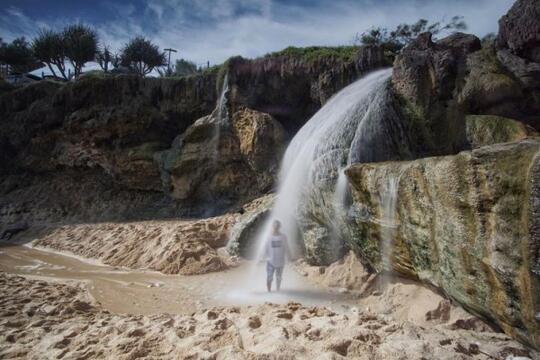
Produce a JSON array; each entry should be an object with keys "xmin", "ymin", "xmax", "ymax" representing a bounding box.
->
[{"xmin": 265, "ymin": 46, "xmax": 359, "ymax": 62}]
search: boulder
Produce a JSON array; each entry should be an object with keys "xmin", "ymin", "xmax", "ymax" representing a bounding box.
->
[
  {"xmin": 497, "ymin": 0, "xmax": 540, "ymax": 63},
  {"xmin": 459, "ymin": 44, "xmax": 523, "ymax": 115},
  {"xmin": 345, "ymin": 139, "xmax": 540, "ymax": 348},
  {"xmin": 158, "ymin": 105, "xmax": 285, "ymax": 215},
  {"xmin": 227, "ymin": 194, "xmax": 274, "ymax": 258}
]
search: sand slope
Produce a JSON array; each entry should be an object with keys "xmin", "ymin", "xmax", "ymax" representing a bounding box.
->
[
  {"xmin": 28, "ymin": 215, "xmax": 237, "ymax": 275},
  {"xmin": 0, "ymin": 272, "xmax": 537, "ymax": 360}
]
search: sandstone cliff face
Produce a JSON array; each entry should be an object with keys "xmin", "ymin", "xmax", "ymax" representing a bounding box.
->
[
  {"xmin": 345, "ymin": 139, "xmax": 540, "ymax": 348},
  {"xmin": 229, "ymin": 45, "xmax": 388, "ymax": 133},
  {"xmin": 0, "ymin": 46, "xmax": 387, "ymax": 220}
]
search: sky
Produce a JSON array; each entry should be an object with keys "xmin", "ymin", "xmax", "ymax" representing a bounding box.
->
[{"xmin": 0, "ymin": 0, "xmax": 515, "ymax": 70}]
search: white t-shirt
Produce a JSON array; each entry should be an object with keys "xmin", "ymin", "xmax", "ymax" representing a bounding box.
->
[{"xmin": 265, "ymin": 234, "xmax": 287, "ymax": 267}]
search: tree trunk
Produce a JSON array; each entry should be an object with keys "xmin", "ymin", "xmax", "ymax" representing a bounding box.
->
[{"xmin": 46, "ymin": 63, "xmax": 57, "ymax": 78}]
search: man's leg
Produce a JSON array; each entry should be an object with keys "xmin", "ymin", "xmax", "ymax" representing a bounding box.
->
[
  {"xmin": 275, "ymin": 267, "xmax": 284, "ymax": 291},
  {"xmin": 266, "ymin": 262, "xmax": 275, "ymax": 292}
]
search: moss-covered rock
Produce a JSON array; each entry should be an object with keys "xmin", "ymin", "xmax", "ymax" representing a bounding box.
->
[
  {"xmin": 345, "ymin": 139, "xmax": 540, "ymax": 349},
  {"xmin": 466, "ymin": 115, "xmax": 536, "ymax": 148},
  {"xmin": 459, "ymin": 43, "xmax": 523, "ymax": 114}
]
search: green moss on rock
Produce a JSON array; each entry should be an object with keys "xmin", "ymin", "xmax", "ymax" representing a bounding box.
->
[{"xmin": 466, "ymin": 115, "xmax": 534, "ymax": 148}]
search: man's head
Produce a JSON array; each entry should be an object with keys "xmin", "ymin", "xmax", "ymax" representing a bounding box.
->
[{"xmin": 272, "ymin": 220, "xmax": 281, "ymax": 232}]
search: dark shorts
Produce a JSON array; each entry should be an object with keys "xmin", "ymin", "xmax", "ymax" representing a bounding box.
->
[{"xmin": 266, "ymin": 262, "xmax": 284, "ymax": 282}]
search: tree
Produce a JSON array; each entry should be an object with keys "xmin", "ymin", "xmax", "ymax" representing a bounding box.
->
[
  {"xmin": 120, "ymin": 37, "xmax": 166, "ymax": 77},
  {"xmin": 356, "ymin": 16, "xmax": 467, "ymax": 58},
  {"xmin": 157, "ymin": 58, "xmax": 198, "ymax": 77},
  {"xmin": 0, "ymin": 37, "xmax": 41, "ymax": 74},
  {"xmin": 32, "ymin": 29, "xmax": 68, "ymax": 79},
  {"xmin": 96, "ymin": 45, "xmax": 115, "ymax": 72},
  {"xmin": 63, "ymin": 24, "xmax": 98, "ymax": 77},
  {"xmin": 173, "ymin": 59, "xmax": 197, "ymax": 76}
]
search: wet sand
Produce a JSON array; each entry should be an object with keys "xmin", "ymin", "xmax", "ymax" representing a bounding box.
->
[{"xmin": 0, "ymin": 243, "xmax": 357, "ymax": 316}]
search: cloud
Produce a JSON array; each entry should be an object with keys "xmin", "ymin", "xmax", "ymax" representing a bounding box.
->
[{"xmin": 1, "ymin": 0, "xmax": 515, "ymax": 69}]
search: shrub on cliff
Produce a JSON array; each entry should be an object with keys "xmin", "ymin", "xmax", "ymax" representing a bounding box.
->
[
  {"xmin": 120, "ymin": 37, "xmax": 166, "ymax": 77},
  {"xmin": 357, "ymin": 16, "xmax": 467, "ymax": 58},
  {"xmin": 266, "ymin": 46, "xmax": 358, "ymax": 63}
]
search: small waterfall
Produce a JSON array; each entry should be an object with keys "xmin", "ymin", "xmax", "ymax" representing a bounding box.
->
[
  {"xmin": 250, "ymin": 69, "xmax": 393, "ymax": 263},
  {"xmin": 212, "ymin": 74, "xmax": 229, "ymax": 157},
  {"xmin": 379, "ymin": 175, "xmax": 400, "ymax": 270}
]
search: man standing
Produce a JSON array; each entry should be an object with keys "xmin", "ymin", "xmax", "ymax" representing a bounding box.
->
[{"xmin": 264, "ymin": 220, "xmax": 289, "ymax": 292}]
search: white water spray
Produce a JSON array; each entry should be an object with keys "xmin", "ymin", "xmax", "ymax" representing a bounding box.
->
[
  {"xmin": 379, "ymin": 175, "xmax": 400, "ymax": 270},
  {"xmin": 249, "ymin": 69, "xmax": 393, "ymax": 266},
  {"xmin": 212, "ymin": 74, "xmax": 229, "ymax": 157}
]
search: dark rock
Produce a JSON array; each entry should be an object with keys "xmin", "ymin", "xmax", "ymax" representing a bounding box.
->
[
  {"xmin": 392, "ymin": 32, "xmax": 481, "ymax": 156},
  {"xmin": 497, "ymin": 0, "xmax": 540, "ymax": 63}
]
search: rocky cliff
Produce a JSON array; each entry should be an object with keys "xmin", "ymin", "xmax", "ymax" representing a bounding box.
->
[
  {"xmin": 345, "ymin": 139, "xmax": 540, "ymax": 348},
  {"xmin": 336, "ymin": 0, "xmax": 540, "ymax": 348},
  {"xmin": 0, "ymin": 45, "xmax": 388, "ymax": 220}
]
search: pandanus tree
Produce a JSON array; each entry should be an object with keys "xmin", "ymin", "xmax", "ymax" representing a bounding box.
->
[
  {"xmin": 33, "ymin": 25, "xmax": 98, "ymax": 80},
  {"xmin": 120, "ymin": 37, "xmax": 166, "ymax": 77},
  {"xmin": 63, "ymin": 24, "xmax": 98, "ymax": 77},
  {"xmin": 0, "ymin": 37, "xmax": 41, "ymax": 74},
  {"xmin": 96, "ymin": 45, "xmax": 116, "ymax": 72},
  {"xmin": 32, "ymin": 29, "xmax": 68, "ymax": 79}
]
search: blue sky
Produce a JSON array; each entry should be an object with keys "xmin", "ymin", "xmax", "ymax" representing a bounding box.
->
[{"xmin": 1, "ymin": 0, "xmax": 515, "ymax": 68}]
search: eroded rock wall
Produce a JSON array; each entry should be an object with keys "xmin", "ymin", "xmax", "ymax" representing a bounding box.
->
[{"xmin": 345, "ymin": 139, "xmax": 540, "ymax": 348}]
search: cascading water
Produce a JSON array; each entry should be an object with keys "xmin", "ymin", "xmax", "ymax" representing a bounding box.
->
[
  {"xmin": 379, "ymin": 175, "xmax": 400, "ymax": 270},
  {"xmin": 249, "ymin": 69, "xmax": 394, "ymax": 266},
  {"xmin": 212, "ymin": 74, "xmax": 229, "ymax": 157}
]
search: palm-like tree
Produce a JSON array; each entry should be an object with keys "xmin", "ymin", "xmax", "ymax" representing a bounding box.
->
[
  {"xmin": 63, "ymin": 24, "xmax": 98, "ymax": 77},
  {"xmin": 32, "ymin": 29, "xmax": 67, "ymax": 79},
  {"xmin": 120, "ymin": 37, "xmax": 166, "ymax": 77},
  {"xmin": 96, "ymin": 45, "xmax": 114, "ymax": 72},
  {"xmin": 0, "ymin": 37, "xmax": 41, "ymax": 74}
]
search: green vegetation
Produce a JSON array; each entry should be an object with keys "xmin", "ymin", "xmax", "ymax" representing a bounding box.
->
[
  {"xmin": 32, "ymin": 29, "xmax": 68, "ymax": 79},
  {"xmin": 0, "ymin": 37, "xmax": 41, "ymax": 74},
  {"xmin": 95, "ymin": 46, "xmax": 117, "ymax": 73},
  {"xmin": 356, "ymin": 16, "xmax": 467, "ymax": 59},
  {"xmin": 63, "ymin": 24, "xmax": 98, "ymax": 77},
  {"xmin": 32, "ymin": 25, "xmax": 99, "ymax": 80},
  {"xmin": 120, "ymin": 37, "xmax": 167, "ymax": 77},
  {"xmin": 265, "ymin": 46, "xmax": 359, "ymax": 62}
]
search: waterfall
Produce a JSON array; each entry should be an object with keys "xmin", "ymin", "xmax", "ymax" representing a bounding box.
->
[
  {"xmin": 250, "ymin": 69, "xmax": 393, "ymax": 262},
  {"xmin": 379, "ymin": 175, "xmax": 400, "ymax": 269},
  {"xmin": 212, "ymin": 74, "xmax": 229, "ymax": 157}
]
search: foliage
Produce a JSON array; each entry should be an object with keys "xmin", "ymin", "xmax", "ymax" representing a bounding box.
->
[
  {"xmin": 95, "ymin": 45, "xmax": 117, "ymax": 72},
  {"xmin": 63, "ymin": 24, "xmax": 98, "ymax": 77},
  {"xmin": 356, "ymin": 16, "xmax": 467, "ymax": 58},
  {"xmin": 173, "ymin": 59, "xmax": 197, "ymax": 76},
  {"xmin": 266, "ymin": 46, "xmax": 359, "ymax": 62},
  {"xmin": 32, "ymin": 29, "xmax": 68, "ymax": 79},
  {"xmin": 157, "ymin": 58, "xmax": 198, "ymax": 78},
  {"xmin": 0, "ymin": 37, "xmax": 41, "ymax": 74},
  {"xmin": 120, "ymin": 37, "xmax": 166, "ymax": 77}
]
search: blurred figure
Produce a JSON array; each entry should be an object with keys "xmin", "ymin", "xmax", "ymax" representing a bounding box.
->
[{"xmin": 264, "ymin": 220, "xmax": 289, "ymax": 292}]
